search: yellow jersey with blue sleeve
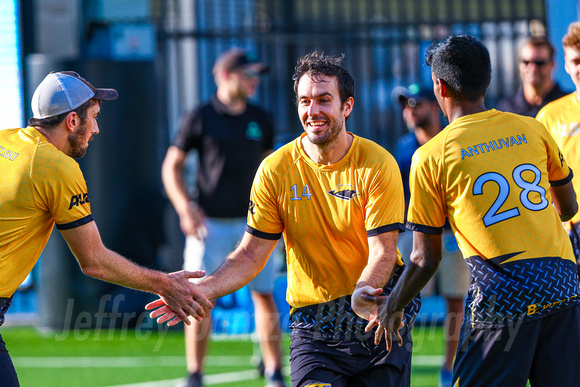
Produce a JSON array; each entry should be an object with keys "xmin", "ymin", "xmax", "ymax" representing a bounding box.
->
[
  {"xmin": 246, "ymin": 132, "xmax": 420, "ymax": 339},
  {"xmin": 407, "ymin": 109, "xmax": 579, "ymax": 328},
  {"xmin": 0, "ymin": 127, "xmax": 93, "ymax": 298},
  {"xmin": 536, "ymin": 93, "xmax": 580, "ymax": 226}
]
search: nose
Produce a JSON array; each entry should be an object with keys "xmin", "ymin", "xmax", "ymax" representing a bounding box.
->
[{"xmin": 307, "ymin": 101, "xmax": 320, "ymax": 116}]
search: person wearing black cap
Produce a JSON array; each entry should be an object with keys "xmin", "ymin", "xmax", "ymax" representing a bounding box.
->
[
  {"xmin": 161, "ymin": 48, "xmax": 285, "ymax": 387},
  {"xmin": 393, "ymin": 83, "xmax": 470, "ymax": 387},
  {"xmin": 0, "ymin": 71, "xmax": 213, "ymax": 385}
]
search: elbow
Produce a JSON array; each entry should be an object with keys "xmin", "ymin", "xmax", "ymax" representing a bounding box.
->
[
  {"xmin": 560, "ymin": 203, "xmax": 578, "ymax": 222},
  {"xmin": 79, "ymin": 262, "xmax": 102, "ymax": 279},
  {"xmin": 77, "ymin": 253, "xmax": 105, "ymax": 280}
]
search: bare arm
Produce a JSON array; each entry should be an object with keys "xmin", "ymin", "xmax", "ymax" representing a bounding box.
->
[
  {"xmin": 551, "ymin": 181, "xmax": 578, "ymax": 221},
  {"xmin": 162, "ymin": 146, "xmax": 205, "ymax": 237},
  {"xmin": 60, "ymin": 221, "xmax": 213, "ymax": 324},
  {"xmin": 147, "ymin": 232, "xmax": 278, "ymax": 324},
  {"xmin": 351, "ymin": 231, "xmax": 400, "ymax": 321},
  {"xmin": 370, "ymin": 232, "xmax": 442, "ymax": 349}
]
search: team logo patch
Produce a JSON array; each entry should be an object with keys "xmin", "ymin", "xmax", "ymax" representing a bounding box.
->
[
  {"xmin": 245, "ymin": 121, "xmax": 263, "ymax": 140},
  {"xmin": 328, "ymin": 184, "xmax": 359, "ymax": 200},
  {"xmin": 248, "ymin": 200, "xmax": 256, "ymax": 215}
]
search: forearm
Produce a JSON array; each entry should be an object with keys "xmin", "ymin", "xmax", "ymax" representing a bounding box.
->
[
  {"xmin": 81, "ymin": 247, "xmax": 170, "ymax": 295},
  {"xmin": 387, "ymin": 258, "xmax": 438, "ymax": 311},
  {"xmin": 161, "ymin": 147, "xmax": 191, "ymax": 216},
  {"xmin": 198, "ymin": 249, "xmax": 265, "ymax": 300},
  {"xmin": 162, "ymin": 165, "xmax": 191, "ymax": 216},
  {"xmin": 355, "ymin": 231, "xmax": 399, "ymax": 290},
  {"xmin": 356, "ymin": 254, "xmax": 397, "ymax": 291}
]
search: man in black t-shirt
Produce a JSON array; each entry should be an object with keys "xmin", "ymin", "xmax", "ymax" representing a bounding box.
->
[{"xmin": 162, "ymin": 49, "xmax": 285, "ymax": 387}]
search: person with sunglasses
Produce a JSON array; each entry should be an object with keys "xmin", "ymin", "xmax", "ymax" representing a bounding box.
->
[
  {"xmin": 161, "ymin": 48, "xmax": 286, "ymax": 387},
  {"xmin": 497, "ymin": 35, "xmax": 568, "ymax": 116}
]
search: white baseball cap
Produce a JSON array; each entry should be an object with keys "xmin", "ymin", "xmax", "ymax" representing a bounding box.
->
[{"xmin": 31, "ymin": 71, "xmax": 118, "ymax": 119}]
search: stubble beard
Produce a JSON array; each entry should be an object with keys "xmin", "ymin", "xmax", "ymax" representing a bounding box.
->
[
  {"xmin": 306, "ymin": 115, "xmax": 344, "ymax": 148},
  {"xmin": 67, "ymin": 122, "xmax": 89, "ymax": 159}
]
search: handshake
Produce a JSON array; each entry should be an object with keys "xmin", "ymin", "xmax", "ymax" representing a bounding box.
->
[{"xmin": 145, "ymin": 270, "xmax": 214, "ymax": 326}]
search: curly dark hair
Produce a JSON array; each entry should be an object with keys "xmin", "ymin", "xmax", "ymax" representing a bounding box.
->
[
  {"xmin": 292, "ymin": 51, "xmax": 355, "ymax": 106},
  {"xmin": 426, "ymin": 35, "xmax": 491, "ymax": 102},
  {"xmin": 28, "ymin": 98, "xmax": 98, "ymax": 129},
  {"xmin": 563, "ymin": 22, "xmax": 580, "ymax": 50}
]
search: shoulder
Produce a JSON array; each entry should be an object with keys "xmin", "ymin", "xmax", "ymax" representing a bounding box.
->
[
  {"xmin": 259, "ymin": 138, "xmax": 298, "ymax": 174},
  {"xmin": 245, "ymin": 103, "xmax": 274, "ymax": 123},
  {"xmin": 246, "ymin": 102, "xmax": 270, "ymax": 115},
  {"xmin": 497, "ymin": 90, "xmax": 520, "ymax": 110},
  {"xmin": 395, "ymin": 132, "xmax": 417, "ymax": 147},
  {"xmin": 351, "ymin": 135, "xmax": 398, "ymax": 169},
  {"xmin": 538, "ymin": 93, "xmax": 575, "ymax": 117}
]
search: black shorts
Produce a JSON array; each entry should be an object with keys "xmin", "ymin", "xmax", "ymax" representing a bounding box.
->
[
  {"xmin": 454, "ymin": 305, "xmax": 580, "ymax": 387},
  {"xmin": 0, "ymin": 333, "xmax": 19, "ymax": 386},
  {"xmin": 289, "ymin": 328, "xmax": 413, "ymax": 387}
]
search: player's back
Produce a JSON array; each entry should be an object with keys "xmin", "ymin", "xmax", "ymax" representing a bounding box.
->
[
  {"xmin": 421, "ymin": 109, "xmax": 573, "ymax": 262},
  {"xmin": 409, "ymin": 109, "xmax": 579, "ymax": 327}
]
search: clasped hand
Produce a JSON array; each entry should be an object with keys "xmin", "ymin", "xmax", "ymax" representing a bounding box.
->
[
  {"xmin": 146, "ymin": 270, "xmax": 213, "ymax": 326},
  {"xmin": 351, "ymin": 286, "xmax": 405, "ymax": 351}
]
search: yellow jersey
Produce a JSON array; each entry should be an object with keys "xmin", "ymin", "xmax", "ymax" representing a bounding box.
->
[
  {"xmin": 408, "ymin": 109, "xmax": 579, "ymax": 327},
  {"xmin": 0, "ymin": 127, "xmax": 93, "ymax": 297},
  {"xmin": 246, "ymin": 132, "xmax": 420, "ymax": 337},
  {"xmin": 247, "ymin": 132, "xmax": 405, "ymax": 307},
  {"xmin": 537, "ymin": 93, "xmax": 580, "ymax": 226}
]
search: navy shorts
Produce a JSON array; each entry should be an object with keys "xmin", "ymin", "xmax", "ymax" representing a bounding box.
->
[
  {"xmin": 0, "ymin": 333, "xmax": 19, "ymax": 386},
  {"xmin": 289, "ymin": 328, "xmax": 412, "ymax": 387},
  {"xmin": 454, "ymin": 305, "xmax": 580, "ymax": 386}
]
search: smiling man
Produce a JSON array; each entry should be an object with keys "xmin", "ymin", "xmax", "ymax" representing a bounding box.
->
[
  {"xmin": 148, "ymin": 51, "xmax": 420, "ymax": 387},
  {"xmin": 0, "ymin": 71, "xmax": 212, "ymax": 386}
]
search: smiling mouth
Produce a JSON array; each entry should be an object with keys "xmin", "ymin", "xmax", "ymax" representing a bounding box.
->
[{"xmin": 307, "ymin": 120, "xmax": 327, "ymax": 129}]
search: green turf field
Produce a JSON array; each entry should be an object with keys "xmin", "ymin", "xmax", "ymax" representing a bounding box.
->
[{"xmin": 3, "ymin": 324, "xmax": 445, "ymax": 386}]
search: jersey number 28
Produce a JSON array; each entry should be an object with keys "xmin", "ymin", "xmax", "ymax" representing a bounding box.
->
[{"xmin": 473, "ymin": 164, "xmax": 548, "ymax": 227}]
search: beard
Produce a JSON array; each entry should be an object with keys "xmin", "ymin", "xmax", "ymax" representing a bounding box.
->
[
  {"xmin": 413, "ymin": 114, "xmax": 432, "ymax": 129},
  {"xmin": 305, "ymin": 115, "xmax": 344, "ymax": 147},
  {"xmin": 67, "ymin": 122, "xmax": 89, "ymax": 159}
]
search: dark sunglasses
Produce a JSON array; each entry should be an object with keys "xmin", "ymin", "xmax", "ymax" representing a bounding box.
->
[
  {"xmin": 520, "ymin": 59, "xmax": 551, "ymax": 66},
  {"xmin": 241, "ymin": 69, "xmax": 262, "ymax": 79}
]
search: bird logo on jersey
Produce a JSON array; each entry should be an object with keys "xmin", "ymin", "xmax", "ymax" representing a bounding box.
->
[{"xmin": 327, "ymin": 184, "xmax": 359, "ymax": 200}]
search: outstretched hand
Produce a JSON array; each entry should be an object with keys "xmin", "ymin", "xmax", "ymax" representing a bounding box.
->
[{"xmin": 148, "ymin": 270, "xmax": 213, "ymax": 326}]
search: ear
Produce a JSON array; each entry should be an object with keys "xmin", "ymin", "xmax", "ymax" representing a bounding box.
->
[
  {"xmin": 343, "ymin": 96, "xmax": 354, "ymax": 118},
  {"xmin": 64, "ymin": 111, "xmax": 80, "ymax": 132},
  {"xmin": 438, "ymin": 78, "xmax": 448, "ymax": 98}
]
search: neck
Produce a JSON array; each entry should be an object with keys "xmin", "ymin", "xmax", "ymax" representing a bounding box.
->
[
  {"xmin": 34, "ymin": 125, "xmax": 67, "ymax": 152},
  {"xmin": 216, "ymin": 88, "xmax": 247, "ymax": 115},
  {"xmin": 301, "ymin": 130, "xmax": 353, "ymax": 165},
  {"xmin": 445, "ymin": 100, "xmax": 487, "ymax": 124},
  {"xmin": 522, "ymin": 80, "xmax": 555, "ymax": 106}
]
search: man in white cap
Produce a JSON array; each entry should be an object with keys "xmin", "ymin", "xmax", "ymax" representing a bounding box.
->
[{"xmin": 0, "ymin": 71, "xmax": 213, "ymax": 386}]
